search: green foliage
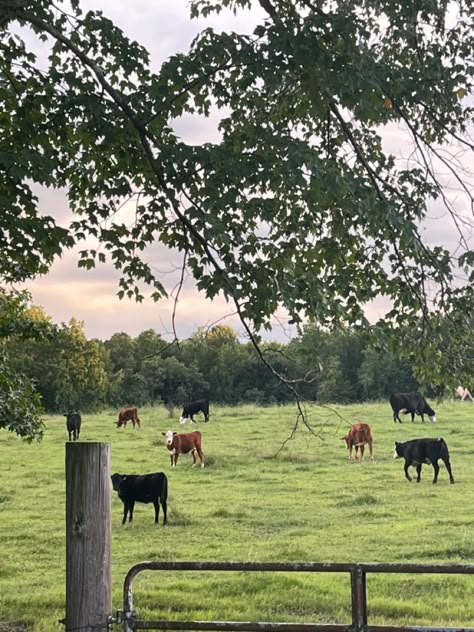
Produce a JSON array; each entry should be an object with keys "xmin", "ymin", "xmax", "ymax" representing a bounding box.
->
[
  {"xmin": 5, "ymin": 316, "xmax": 109, "ymax": 413},
  {"xmin": 0, "ymin": 289, "xmax": 48, "ymax": 439},
  {"xmin": 0, "ymin": 351, "xmax": 44, "ymax": 440},
  {"xmin": 2, "ymin": 402, "xmax": 474, "ymax": 631},
  {"xmin": 0, "ymin": 0, "xmax": 473, "ymax": 391}
]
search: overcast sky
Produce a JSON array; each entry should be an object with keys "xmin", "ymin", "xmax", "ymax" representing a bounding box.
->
[{"xmin": 19, "ymin": 1, "xmax": 474, "ymax": 342}]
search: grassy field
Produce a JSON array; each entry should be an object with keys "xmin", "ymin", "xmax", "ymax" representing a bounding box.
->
[{"xmin": 1, "ymin": 401, "xmax": 474, "ymax": 631}]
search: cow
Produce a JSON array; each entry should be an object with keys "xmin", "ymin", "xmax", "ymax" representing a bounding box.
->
[
  {"xmin": 393, "ymin": 438, "xmax": 455, "ymax": 484},
  {"xmin": 389, "ymin": 392, "xmax": 436, "ymax": 423},
  {"xmin": 341, "ymin": 423, "xmax": 374, "ymax": 461},
  {"xmin": 64, "ymin": 411, "xmax": 81, "ymax": 441},
  {"xmin": 111, "ymin": 472, "xmax": 168, "ymax": 525},
  {"xmin": 162, "ymin": 430, "xmax": 204, "ymax": 467},
  {"xmin": 116, "ymin": 407, "xmax": 141, "ymax": 429},
  {"xmin": 180, "ymin": 399, "xmax": 209, "ymax": 424},
  {"xmin": 455, "ymin": 386, "xmax": 474, "ymax": 403}
]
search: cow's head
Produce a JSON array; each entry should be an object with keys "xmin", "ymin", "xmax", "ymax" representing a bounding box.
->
[
  {"xmin": 426, "ymin": 405, "xmax": 436, "ymax": 422},
  {"xmin": 393, "ymin": 442, "xmax": 402, "ymax": 459},
  {"xmin": 162, "ymin": 431, "xmax": 177, "ymax": 446},
  {"xmin": 111, "ymin": 473, "xmax": 125, "ymax": 492},
  {"xmin": 340, "ymin": 434, "xmax": 351, "ymax": 449}
]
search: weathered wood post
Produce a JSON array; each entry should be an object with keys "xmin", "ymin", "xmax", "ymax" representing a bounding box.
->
[{"xmin": 65, "ymin": 442, "xmax": 112, "ymax": 632}]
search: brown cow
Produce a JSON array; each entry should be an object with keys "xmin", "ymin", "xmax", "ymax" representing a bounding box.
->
[
  {"xmin": 162, "ymin": 430, "xmax": 204, "ymax": 468},
  {"xmin": 341, "ymin": 423, "xmax": 374, "ymax": 462},
  {"xmin": 116, "ymin": 407, "xmax": 141, "ymax": 429}
]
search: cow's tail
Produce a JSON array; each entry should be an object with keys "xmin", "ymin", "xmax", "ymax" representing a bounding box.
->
[
  {"xmin": 161, "ymin": 473, "xmax": 168, "ymax": 503},
  {"xmin": 438, "ymin": 437, "xmax": 449, "ymax": 457}
]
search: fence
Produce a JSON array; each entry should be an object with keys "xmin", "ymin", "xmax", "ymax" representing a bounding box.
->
[{"xmin": 117, "ymin": 561, "xmax": 474, "ymax": 632}]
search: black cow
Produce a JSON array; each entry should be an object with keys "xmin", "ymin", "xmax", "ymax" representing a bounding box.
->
[
  {"xmin": 111, "ymin": 472, "xmax": 168, "ymax": 525},
  {"xmin": 389, "ymin": 392, "xmax": 436, "ymax": 423},
  {"xmin": 180, "ymin": 399, "xmax": 210, "ymax": 424},
  {"xmin": 64, "ymin": 411, "xmax": 81, "ymax": 441},
  {"xmin": 393, "ymin": 438, "xmax": 455, "ymax": 484}
]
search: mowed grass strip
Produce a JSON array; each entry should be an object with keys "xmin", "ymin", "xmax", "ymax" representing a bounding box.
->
[{"xmin": 0, "ymin": 401, "xmax": 473, "ymax": 631}]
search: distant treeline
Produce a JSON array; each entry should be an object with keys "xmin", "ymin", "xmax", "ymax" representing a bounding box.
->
[{"xmin": 4, "ymin": 308, "xmax": 420, "ymax": 413}]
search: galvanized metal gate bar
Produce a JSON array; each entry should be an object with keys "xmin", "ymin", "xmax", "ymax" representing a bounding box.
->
[{"xmin": 121, "ymin": 561, "xmax": 474, "ymax": 632}]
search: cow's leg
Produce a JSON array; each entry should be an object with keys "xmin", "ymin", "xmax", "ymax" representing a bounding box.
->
[
  {"xmin": 77, "ymin": 428, "xmax": 80, "ymax": 441},
  {"xmin": 137, "ymin": 417, "xmax": 141, "ymax": 428},
  {"xmin": 432, "ymin": 462, "xmax": 440, "ymax": 484},
  {"xmin": 349, "ymin": 445, "xmax": 353, "ymax": 460},
  {"xmin": 153, "ymin": 499, "xmax": 160, "ymax": 524},
  {"xmin": 360, "ymin": 445, "xmax": 365, "ymax": 462},
  {"xmin": 411, "ymin": 411, "xmax": 415, "ymax": 423},
  {"xmin": 404, "ymin": 462, "xmax": 412, "ymax": 482},
  {"xmin": 191, "ymin": 448, "xmax": 197, "ymax": 467},
  {"xmin": 170, "ymin": 454, "xmax": 174, "ymax": 467},
  {"xmin": 395, "ymin": 411, "xmax": 402, "ymax": 423},
  {"xmin": 68, "ymin": 430, "xmax": 72, "ymax": 441},
  {"xmin": 369, "ymin": 441, "xmax": 374, "ymax": 461},
  {"xmin": 173, "ymin": 453, "xmax": 179, "ymax": 467},
  {"xmin": 442, "ymin": 457, "xmax": 455, "ymax": 484},
  {"xmin": 420, "ymin": 413, "xmax": 425, "ymax": 423},
  {"xmin": 191, "ymin": 414, "xmax": 197, "ymax": 424},
  {"xmin": 122, "ymin": 503, "xmax": 129, "ymax": 525},
  {"xmin": 129, "ymin": 501, "xmax": 135, "ymax": 522},
  {"xmin": 416, "ymin": 464, "xmax": 422, "ymax": 482},
  {"xmin": 196, "ymin": 446, "xmax": 205, "ymax": 468},
  {"xmin": 161, "ymin": 497, "xmax": 167, "ymax": 525}
]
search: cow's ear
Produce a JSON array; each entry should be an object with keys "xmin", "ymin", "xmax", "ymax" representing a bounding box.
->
[
  {"xmin": 161, "ymin": 432, "xmax": 166, "ymax": 436},
  {"xmin": 173, "ymin": 432, "xmax": 177, "ymax": 436}
]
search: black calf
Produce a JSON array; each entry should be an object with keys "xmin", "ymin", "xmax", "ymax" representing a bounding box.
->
[{"xmin": 111, "ymin": 472, "xmax": 168, "ymax": 525}]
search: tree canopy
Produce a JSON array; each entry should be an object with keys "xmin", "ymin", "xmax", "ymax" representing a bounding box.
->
[{"xmin": 1, "ymin": 0, "xmax": 474, "ymax": 437}]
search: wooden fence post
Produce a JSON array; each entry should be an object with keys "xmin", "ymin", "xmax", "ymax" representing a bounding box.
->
[{"xmin": 65, "ymin": 442, "xmax": 112, "ymax": 632}]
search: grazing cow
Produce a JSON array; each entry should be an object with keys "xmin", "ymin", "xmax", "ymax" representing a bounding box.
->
[
  {"xmin": 116, "ymin": 407, "xmax": 141, "ymax": 429},
  {"xmin": 180, "ymin": 399, "xmax": 210, "ymax": 424},
  {"xmin": 64, "ymin": 411, "xmax": 81, "ymax": 441},
  {"xmin": 341, "ymin": 423, "xmax": 374, "ymax": 461},
  {"xmin": 111, "ymin": 472, "xmax": 168, "ymax": 525},
  {"xmin": 393, "ymin": 438, "xmax": 455, "ymax": 484},
  {"xmin": 162, "ymin": 430, "xmax": 204, "ymax": 467},
  {"xmin": 389, "ymin": 392, "xmax": 436, "ymax": 423},
  {"xmin": 455, "ymin": 386, "xmax": 474, "ymax": 403}
]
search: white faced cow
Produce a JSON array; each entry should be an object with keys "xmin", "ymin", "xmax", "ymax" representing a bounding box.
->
[{"xmin": 162, "ymin": 430, "xmax": 204, "ymax": 468}]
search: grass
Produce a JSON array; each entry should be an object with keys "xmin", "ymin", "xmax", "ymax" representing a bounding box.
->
[{"xmin": 1, "ymin": 400, "xmax": 474, "ymax": 630}]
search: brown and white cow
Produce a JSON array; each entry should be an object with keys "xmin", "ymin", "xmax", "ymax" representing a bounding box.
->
[
  {"xmin": 341, "ymin": 423, "xmax": 374, "ymax": 462},
  {"xmin": 455, "ymin": 386, "xmax": 474, "ymax": 403},
  {"xmin": 116, "ymin": 407, "xmax": 141, "ymax": 429},
  {"xmin": 162, "ymin": 430, "xmax": 204, "ymax": 468}
]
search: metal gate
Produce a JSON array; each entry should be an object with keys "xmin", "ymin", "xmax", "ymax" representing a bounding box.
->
[{"xmin": 118, "ymin": 561, "xmax": 474, "ymax": 632}]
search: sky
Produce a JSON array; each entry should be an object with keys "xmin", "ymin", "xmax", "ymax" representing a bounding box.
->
[{"xmin": 18, "ymin": 0, "xmax": 474, "ymax": 342}]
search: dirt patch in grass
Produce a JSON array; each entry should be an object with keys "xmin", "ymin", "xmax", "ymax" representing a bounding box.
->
[{"xmin": 0, "ymin": 623, "xmax": 28, "ymax": 632}]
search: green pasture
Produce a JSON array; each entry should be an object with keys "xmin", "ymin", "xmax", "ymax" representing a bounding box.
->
[{"xmin": 1, "ymin": 401, "xmax": 474, "ymax": 631}]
